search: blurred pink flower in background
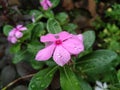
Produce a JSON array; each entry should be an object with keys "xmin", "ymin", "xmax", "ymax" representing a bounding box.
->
[
  {"xmin": 35, "ymin": 31, "xmax": 84, "ymax": 66},
  {"xmin": 8, "ymin": 25, "xmax": 27, "ymax": 44},
  {"xmin": 40, "ymin": 0, "xmax": 52, "ymax": 10}
]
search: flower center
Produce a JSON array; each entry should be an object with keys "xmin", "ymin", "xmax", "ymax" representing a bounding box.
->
[{"xmin": 55, "ymin": 40, "xmax": 62, "ymax": 45}]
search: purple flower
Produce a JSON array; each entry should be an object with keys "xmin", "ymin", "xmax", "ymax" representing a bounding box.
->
[
  {"xmin": 8, "ymin": 25, "xmax": 27, "ymax": 44},
  {"xmin": 35, "ymin": 31, "xmax": 84, "ymax": 66},
  {"xmin": 40, "ymin": 0, "xmax": 52, "ymax": 10}
]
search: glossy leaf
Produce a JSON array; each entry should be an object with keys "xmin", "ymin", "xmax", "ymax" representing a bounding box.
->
[
  {"xmin": 12, "ymin": 50, "xmax": 27, "ymax": 64},
  {"xmin": 10, "ymin": 43, "xmax": 21, "ymax": 53},
  {"xmin": 31, "ymin": 22, "xmax": 45, "ymax": 39},
  {"xmin": 63, "ymin": 23, "xmax": 77, "ymax": 33},
  {"xmin": 76, "ymin": 75, "xmax": 92, "ymax": 90},
  {"xmin": 47, "ymin": 18, "xmax": 62, "ymax": 34},
  {"xmin": 29, "ymin": 66, "xmax": 58, "ymax": 90},
  {"xmin": 77, "ymin": 50, "xmax": 117, "ymax": 74},
  {"xmin": 83, "ymin": 31, "xmax": 95, "ymax": 49},
  {"xmin": 44, "ymin": 10, "xmax": 54, "ymax": 18},
  {"xmin": 27, "ymin": 42, "xmax": 44, "ymax": 55},
  {"xmin": 55, "ymin": 12, "xmax": 69, "ymax": 25},
  {"xmin": 60, "ymin": 67, "xmax": 82, "ymax": 90},
  {"xmin": 51, "ymin": 0, "xmax": 60, "ymax": 8}
]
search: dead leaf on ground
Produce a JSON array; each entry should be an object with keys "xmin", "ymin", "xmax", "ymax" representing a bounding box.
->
[
  {"xmin": 62, "ymin": 0, "xmax": 74, "ymax": 10},
  {"xmin": 87, "ymin": 0, "xmax": 97, "ymax": 17}
]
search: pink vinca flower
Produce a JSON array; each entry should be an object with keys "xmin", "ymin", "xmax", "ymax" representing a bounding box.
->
[
  {"xmin": 35, "ymin": 31, "xmax": 84, "ymax": 66},
  {"xmin": 8, "ymin": 25, "xmax": 27, "ymax": 44},
  {"xmin": 40, "ymin": 0, "xmax": 52, "ymax": 10}
]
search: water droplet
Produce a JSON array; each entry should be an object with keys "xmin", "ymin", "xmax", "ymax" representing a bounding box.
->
[{"xmin": 41, "ymin": 84, "xmax": 45, "ymax": 87}]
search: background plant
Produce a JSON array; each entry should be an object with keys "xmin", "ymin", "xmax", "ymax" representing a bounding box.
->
[{"xmin": 1, "ymin": 0, "xmax": 120, "ymax": 90}]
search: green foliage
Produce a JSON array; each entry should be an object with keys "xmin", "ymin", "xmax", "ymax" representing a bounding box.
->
[
  {"xmin": 29, "ymin": 66, "xmax": 58, "ymax": 90},
  {"xmin": 29, "ymin": 10, "xmax": 43, "ymax": 22},
  {"xmin": 55, "ymin": 12, "xmax": 69, "ymax": 25},
  {"xmin": 98, "ymin": 24, "xmax": 120, "ymax": 53},
  {"xmin": 63, "ymin": 23, "xmax": 77, "ymax": 33},
  {"xmin": 12, "ymin": 50, "xmax": 27, "ymax": 64},
  {"xmin": 47, "ymin": 18, "xmax": 62, "ymax": 33},
  {"xmin": 31, "ymin": 22, "xmax": 45, "ymax": 40},
  {"xmin": 44, "ymin": 10, "xmax": 54, "ymax": 18},
  {"xmin": 10, "ymin": 43, "xmax": 21, "ymax": 53},
  {"xmin": 50, "ymin": 0, "xmax": 60, "ymax": 8},
  {"xmin": 60, "ymin": 67, "xmax": 82, "ymax": 90},
  {"xmin": 3, "ymin": 25, "xmax": 13, "ymax": 36},
  {"xmin": 77, "ymin": 50, "xmax": 117, "ymax": 75},
  {"xmin": 106, "ymin": 4, "xmax": 120, "ymax": 22},
  {"xmin": 3, "ymin": 1, "xmax": 119, "ymax": 90},
  {"xmin": 83, "ymin": 31, "xmax": 95, "ymax": 50}
]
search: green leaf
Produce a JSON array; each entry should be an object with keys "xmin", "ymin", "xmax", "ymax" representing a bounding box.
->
[
  {"xmin": 29, "ymin": 66, "xmax": 58, "ymax": 90},
  {"xmin": 3, "ymin": 25, "xmax": 13, "ymax": 36},
  {"xmin": 44, "ymin": 10, "xmax": 54, "ymax": 18},
  {"xmin": 27, "ymin": 42, "xmax": 44, "ymax": 55},
  {"xmin": 117, "ymin": 70, "xmax": 120, "ymax": 82},
  {"xmin": 60, "ymin": 67, "xmax": 82, "ymax": 90},
  {"xmin": 50, "ymin": 0, "xmax": 60, "ymax": 8},
  {"xmin": 12, "ymin": 50, "xmax": 27, "ymax": 64},
  {"xmin": 63, "ymin": 23, "xmax": 77, "ymax": 33},
  {"xmin": 31, "ymin": 22, "xmax": 45, "ymax": 39},
  {"xmin": 30, "ymin": 60, "xmax": 44, "ymax": 70},
  {"xmin": 83, "ymin": 31, "xmax": 95, "ymax": 49},
  {"xmin": 29, "ymin": 10, "xmax": 43, "ymax": 22},
  {"xmin": 77, "ymin": 50, "xmax": 117, "ymax": 74},
  {"xmin": 10, "ymin": 43, "xmax": 21, "ymax": 53},
  {"xmin": 76, "ymin": 75, "xmax": 92, "ymax": 90},
  {"xmin": 47, "ymin": 18, "xmax": 62, "ymax": 34},
  {"xmin": 55, "ymin": 12, "xmax": 69, "ymax": 25}
]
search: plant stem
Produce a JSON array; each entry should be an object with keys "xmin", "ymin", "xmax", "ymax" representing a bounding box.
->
[{"xmin": 2, "ymin": 73, "xmax": 35, "ymax": 90}]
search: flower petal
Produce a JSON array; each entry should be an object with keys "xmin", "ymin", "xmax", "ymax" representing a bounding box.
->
[
  {"xmin": 16, "ymin": 25, "xmax": 23, "ymax": 29},
  {"xmin": 8, "ymin": 36, "xmax": 17, "ymax": 44},
  {"xmin": 103, "ymin": 82, "xmax": 107, "ymax": 88},
  {"xmin": 15, "ymin": 31, "xmax": 23, "ymax": 38},
  {"xmin": 46, "ymin": 0, "xmax": 52, "ymax": 7},
  {"xmin": 9, "ymin": 29, "xmax": 15, "ymax": 36},
  {"xmin": 57, "ymin": 31, "xmax": 72, "ymax": 41},
  {"xmin": 96, "ymin": 81, "xmax": 103, "ymax": 88},
  {"xmin": 19, "ymin": 27, "xmax": 27, "ymax": 31},
  {"xmin": 63, "ymin": 38, "xmax": 84, "ymax": 55},
  {"xmin": 94, "ymin": 86, "xmax": 102, "ymax": 90},
  {"xmin": 77, "ymin": 34, "xmax": 83, "ymax": 41},
  {"xmin": 40, "ymin": 0, "xmax": 49, "ymax": 10},
  {"xmin": 35, "ymin": 44, "xmax": 55, "ymax": 61},
  {"xmin": 53, "ymin": 46, "xmax": 71, "ymax": 66},
  {"xmin": 40, "ymin": 33, "xmax": 56, "ymax": 42}
]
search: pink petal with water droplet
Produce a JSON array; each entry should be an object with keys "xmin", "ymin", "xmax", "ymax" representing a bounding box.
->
[
  {"xmin": 15, "ymin": 31, "xmax": 23, "ymax": 38},
  {"xmin": 35, "ymin": 44, "xmax": 55, "ymax": 61},
  {"xmin": 41, "ymin": 33, "xmax": 56, "ymax": 42},
  {"xmin": 63, "ymin": 38, "xmax": 84, "ymax": 55},
  {"xmin": 53, "ymin": 46, "xmax": 71, "ymax": 66},
  {"xmin": 57, "ymin": 31, "xmax": 72, "ymax": 41}
]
